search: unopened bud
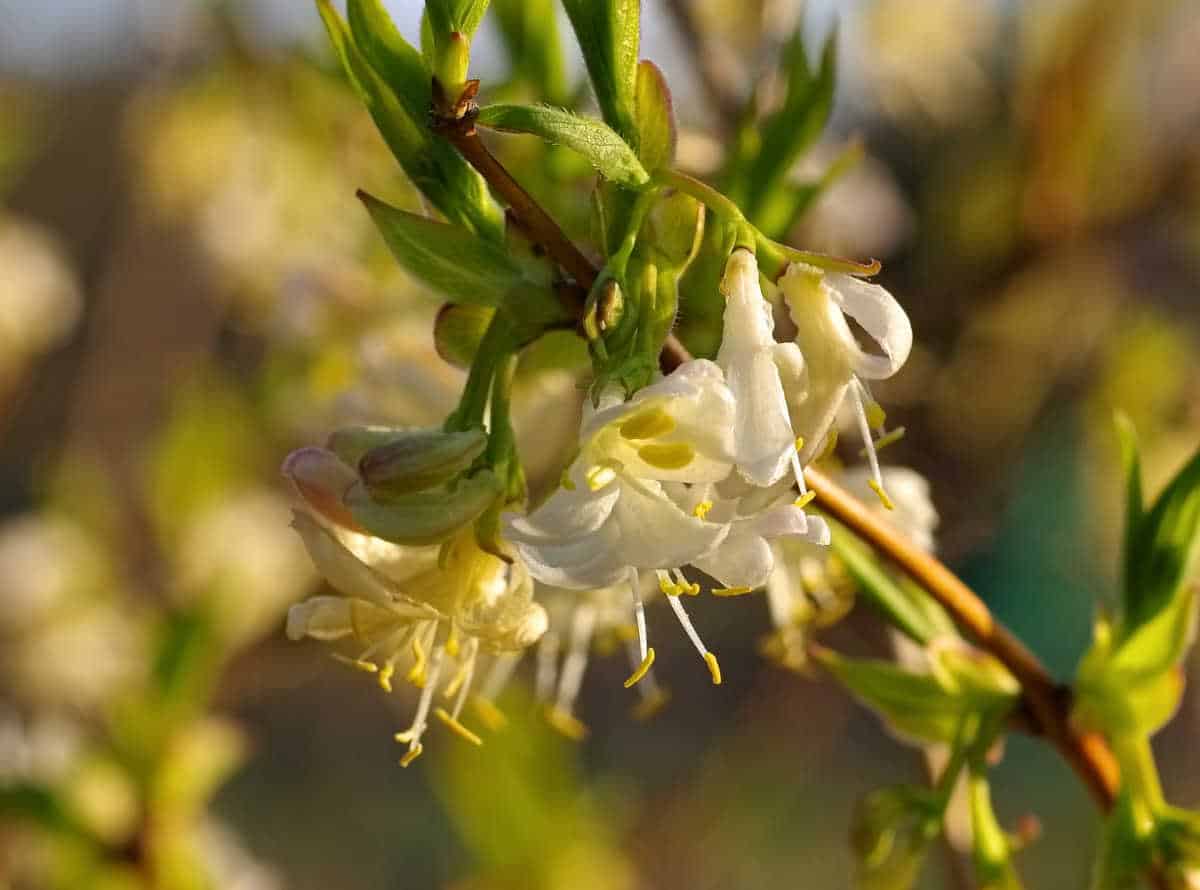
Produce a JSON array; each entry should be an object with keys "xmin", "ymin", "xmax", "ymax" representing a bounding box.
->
[
  {"xmin": 359, "ymin": 428, "xmax": 487, "ymax": 497},
  {"xmin": 282, "ymin": 448, "xmax": 361, "ymax": 531},
  {"xmin": 347, "ymin": 470, "xmax": 502, "ymax": 546}
]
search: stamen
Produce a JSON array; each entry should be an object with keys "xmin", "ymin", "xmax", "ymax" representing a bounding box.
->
[
  {"xmin": 535, "ymin": 630, "xmax": 560, "ymax": 702},
  {"xmin": 545, "ymin": 705, "xmax": 588, "ymax": 740},
  {"xmin": 585, "ymin": 463, "xmax": 617, "ymax": 491},
  {"xmin": 692, "ymin": 500, "xmax": 714, "ymax": 519},
  {"xmin": 624, "ymin": 638, "xmax": 670, "ymax": 719},
  {"xmin": 665, "ymin": 593, "xmax": 721, "ymax": 685},
  {"xmin": 472, "ymin": 696, "xmax": 508, "ymax": 731},
  {"xmin": 407, "ymin": 633, "xmax": 428, "ymax": 687},
  {"xmin": 852, "ymin": 379, "xmax": 891, "ymax": 510},
  {"xmin": 629, "ymin": 570, "xmax": 648, "ymax": 662},
  {"xmin": 657, "ymin": 569, "xmax": 681, "ymax": 596},
  {"xmin": 623, "ymin": 647, "xmax": 656, "ymax": 688},
  {"xmin": 672, "ymin": 568, "xmax": 700, "ymax": 597},
  {"xmin": 793, "ymin": 491, "xmax": 816, "ymax": 509},
  {"xmin": 554, "ymin": 604, "xmax": 597, "ymax": 716},
  {"xmin": 704, "ymin": 652, "xmax": 723, "ymax": 685},
  {"xmin": 434, "ymin": 707, "xmax": 482, "ymax": 746},
  {"xmin": 866, "ymin": 401, "xmax": 887, "ymax": 432},
  {"xmin": 332, "ymin": 654, "xmax": 379, "ymax": 673},
  {"xmin": 378, "ymin": 663, "xmax": 395, "ymax": 692},
  {"xmin": 637, "ymin": 442, "xmax": 695, "ymax": 470},
  {"xmin": 791, "ymin": 450, "xmax": 809, "ymax": 496},
  {"xmin": 712, "ymin": 586, "xmax": 753, "ymax": 597},
  {"xmin": 861, "ymin": 426, "xmax": 906, "ymax": 456},
  {"xmin": 818, "ymin": 430, "xmax": 839, "ymax": 461},
  {"xmin": 443, "ymin": 638, "xmax": 478, "ymax": 705},
  {"xmin": 445, "ymin": 622, "xmax": 460, "ymax": 658},
  {"xmin": 868, "ymin": 479, "xmax": 895, "ymax": 511},
  {"xmin": 473, "ymin": 652, "xmax": 519, "ymax": 731},
  {"xmin": 395, "ymin": 644, "xmax": 446, "ymax": 766}
]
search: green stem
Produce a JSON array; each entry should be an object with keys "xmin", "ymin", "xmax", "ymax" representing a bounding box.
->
[
  {"xmin": 446, "ymin": 313, "xmax": 513, "ymax": 432},
  {"xmin": 1113, "ymin": 734, "xmax": 1167, "ymax": 828}
]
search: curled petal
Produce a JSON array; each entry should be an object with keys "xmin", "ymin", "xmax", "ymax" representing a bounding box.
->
[{"xmin": 828, "ymin": 273, "xmax": 912, "ymax": 379}]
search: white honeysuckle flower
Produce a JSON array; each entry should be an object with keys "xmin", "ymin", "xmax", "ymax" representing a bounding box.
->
[
  {"xmin": 717, "ymin": 249, "xmax": 807, "ymax": 489},
  {"xmin": 764, "ymin": 465, "xmax": 937, "ymax": 669},
  {"xmin": 779, "ymin": 262, "xmax": 913, "ymax": 508},
  {"xmin": 667, "ymin": 477, "xmax": 830, "ymax": 594},
  {"xmin": 284, "ymin": 450, "xmax": 547, "ymax": 766},
  {"xmin": 506, "ymin": 360, "xmax": 742, "ymax": 687}
]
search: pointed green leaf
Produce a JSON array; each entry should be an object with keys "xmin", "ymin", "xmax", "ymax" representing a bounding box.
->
[
  {"xmin": 491, "ymin": 0, "xmax": 568, "ymax": 104},
  {"xmin": 561, "ymin": 0, "xmax": 640, "ymax": 145},
  {"xmin": 477, "ymin": 104, "xmax": 648, "ymax": 187},
  {"xmin": 831, "ymin": 525, "xmax": 952, "ymax": 646},
  {"xmin": 813, "ymin": 647, "xmax": 966, "ymax": 745},
  {"xmin": 1115, "ymin": 413, "xmax": 1145, "ymax": 607},
  {"xmin": 360, "ymin": 192, "xmax": 520, "ymax": 305},
  {"xmin": 426, "ymin": 0, "xmax": 491, "ymax": 38},
  {"xmin": 317, "ymin": 0, "xmax": 500, "ymax": 238},
  {"xmin": 634, "ymin": 60, "xmax": 675, "ymax": 171},
  {"xmin": 1125, "ymin": 440, "xmax": 1200, "ymax": 632},
  {"xmin": 1090, "ymin": 792, "xmax": 1149, "ymax": 890},
  {"xmin": 743, "ymin": 28, "xmax": 837, "ymax": 222},
  {"xmin": 347, "ymin": 0, "xmax": 429, "ymax": 124}
]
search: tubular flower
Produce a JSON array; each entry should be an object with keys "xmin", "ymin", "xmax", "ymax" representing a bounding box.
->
[
  {"xmin": 779, "ymin": 263, "xmax": 913, "ymax": 508},
  {"xmin": 506, "ymin": 360, "xmax": 742, "ymax": 686},
  {"xmin": 283, "ymin": 448, "xmax": 547, "ymax": 766},
  {"xmin": 764, "ymin": 466, "xmax": 937, "ymax": 669},
  {"xmin": 717, "ymin": 249, "xmax": 807, "ymax": 490}
]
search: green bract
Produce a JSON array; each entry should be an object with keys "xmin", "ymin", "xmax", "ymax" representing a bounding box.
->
[{"xmin": 359, "ymin": 429, "xmax": 489, "ymax": 497}]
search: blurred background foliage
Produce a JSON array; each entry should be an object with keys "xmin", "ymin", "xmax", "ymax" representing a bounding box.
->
[{"xmin": 0, "ymin": 0, "xmax": 1198, "ymax": 887}]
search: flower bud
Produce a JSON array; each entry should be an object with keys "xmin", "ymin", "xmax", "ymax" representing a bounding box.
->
[
  {"xmin": 358, "ymin": 428, "xmax": 488, "ymax": 497},
  {"xmin": 281, "ymin": 447, "xmax": 360, "ymax": 531},
  {"xmin": 346, "ymin": 470, "xmax": 503, "ymax": 546}
]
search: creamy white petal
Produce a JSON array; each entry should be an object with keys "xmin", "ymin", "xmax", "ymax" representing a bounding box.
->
[
  {"xmin": 291, "ymin": 511, "xmax": 398, "ymax": 607},
  {"xmin": 828, "ymin": 273, "xmax": 913, "ymax": 380}
]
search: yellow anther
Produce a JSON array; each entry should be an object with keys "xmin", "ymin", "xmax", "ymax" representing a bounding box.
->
[
  {"xmin": 692, "ymin": 500, "xmax": 714, "ymax": 520},
  {"xmin": 865, "ymin": 401, "xmax": 887, "ymax": 432},
  {"xmin": 560, "ymin": 467, "xmax": 576, "ymax": 490},
  {"xmin": 472, "ymin": 696, "xmax": 508, "ymax": 732},
  {"xmin": 399, "ymin": 743, "xmax": 423, "ymax": 767},
  {"xmin": 443, "ymin": 659, "xmax": 471, "ymax": 700},
  {"xmin": 712, "ymin": 586, "xmax": 753, "ymax": 597},
  {"xmin": 637, "ymin": 442, "xmax": 695, "ymax": 470},
  {"xmin": 618, "ymin": 407, "xmax": 676, "ymax": 441},
  {"xmin": 445, "ymin": 624, "xmax": 460, "ymax": 658},
  {"xmin": 623, "ymin": 647, "xmax": 657, "ymax": 688},
  {"xmin": 434, "ymin": 707, "xmax": 482, "ymax": 746},
  {"xmin": 866, "ymin": 426, "xmax": 906, "ymax": 455},
  {"xmin": 793, "ymin": 491, "xmax": 817, "ymax": 509},
  {"xmin": 394, "ymin": 728, "xmax": 416, "ymax": 743},
  {"xmin": 794, "ymin": 436, "xmax": 806, "ymax": 452},
  {"xmin": 686, "ymin": 581, "xmax": 701, "ymax": 595},
  {"xmin": 406, "ymin": 637, "xmax": 427, "ymax": 688},
  {"xmin": 818, "ymin": 430, "xmax": 839, "ymax": 461},
  {"xmin": 704, "ymin": 651, "xmax": 723, "ymax": 686},
  {"xmin": 332, "ymin": 654, "xmax": 379, "ymax": 674},
  {"xmin": 377, "ymin": 663, "xmax": 395, "ymax": 693},
  {"xmin": 868, "ymin": 479, "xmax": 895, "ymax": 511},
  {"xmin": 631, "ymin": 687, "xmax": 671, "ymax": 722},
  {"xmin": 545, "ymin": 705, "xmax": 588, "ymax": 741},
  {"xmin": 585, "ymin": 463, "xmax": 617, "ymax": 491},
  {"xmin": 658, "ymin": 574, "xmax": 681, "ymax": 596}
]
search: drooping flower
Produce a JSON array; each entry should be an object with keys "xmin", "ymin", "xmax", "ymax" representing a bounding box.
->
[
  {"xmin": 779, "ymin": 263, "xmax": 913, "ymax": 507},
  {"xmin": 283, "ymin": 448, "xmax": 547, "ymax": 765},
  {"xmin": 506, "ymin": 361, "xmax": 737, "ymax": 685},
  {"xmin": 764, "ymin": 465, "xmax": 937, "ymax": 669},
  {"xmin": 716, "ymin": 249, "xmax": 807, "ymax": 489}
]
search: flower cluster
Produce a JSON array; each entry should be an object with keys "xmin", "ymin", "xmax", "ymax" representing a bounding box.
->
[{"xmin": 283, "ymin": 248, "xmax": 913, "ymax": 761}]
